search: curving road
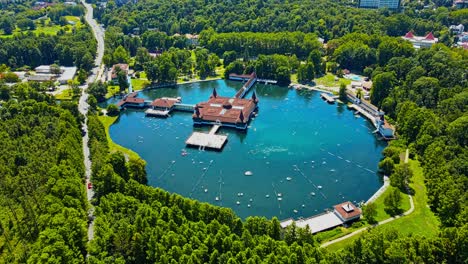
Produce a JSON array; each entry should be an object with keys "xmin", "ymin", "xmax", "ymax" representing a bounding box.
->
[{"xmin": 78, "ymin": 0, "xmax": 105, "ymax": 245}]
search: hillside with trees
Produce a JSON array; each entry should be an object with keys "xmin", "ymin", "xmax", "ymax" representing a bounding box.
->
[{"xmin": 0, "ymin": 84, "xmax": 88, "ymax": 262}]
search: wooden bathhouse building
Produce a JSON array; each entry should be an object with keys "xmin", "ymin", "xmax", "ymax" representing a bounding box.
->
[{"xmin": 192, "ymin": 88, "xmax": 258, "ymax": 130}]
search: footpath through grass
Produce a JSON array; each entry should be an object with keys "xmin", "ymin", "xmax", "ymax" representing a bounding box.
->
[
  {"xmin": 325, "ymin": 159, "xmax": 439, "ymax": 251},
  {"xmin": 98, "ymin": 115, "xmax": 141, "ymax": 160}
]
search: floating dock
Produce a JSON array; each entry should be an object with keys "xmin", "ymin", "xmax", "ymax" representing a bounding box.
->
[
  {"xmin": 320, "ymin": 93, "xmax": 336, "ymax": 104},
  {"xmin": 145, "ymin": 108, "xmax": 170, "ymax": 117},
  {"xmin": 186, "ymin": 128, "xmax": 227, "ymax": 150}
]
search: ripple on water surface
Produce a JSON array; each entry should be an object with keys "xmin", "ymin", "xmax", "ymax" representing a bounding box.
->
[{"xmin": 109, "ymin": 80, "xmax": 386, "ymax": 219}]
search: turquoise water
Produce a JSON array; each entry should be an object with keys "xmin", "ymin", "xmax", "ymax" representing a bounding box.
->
[{"xmin": 108, "ymin": 80, "xmax": 386, "ymax": 219}]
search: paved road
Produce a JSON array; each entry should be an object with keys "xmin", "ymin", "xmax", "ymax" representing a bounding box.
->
[
  {"xmin": 321, "ymin": 149, "xmax": 415, "ymax": 248},
  {"xmin": 78, "ymin": 0, "xmax": 105, "ymax": 245}
]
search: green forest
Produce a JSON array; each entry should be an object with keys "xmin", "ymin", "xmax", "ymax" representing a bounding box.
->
[{"xmin": 0, "ymin": 0, "xmax": 467, "ymax": 262}]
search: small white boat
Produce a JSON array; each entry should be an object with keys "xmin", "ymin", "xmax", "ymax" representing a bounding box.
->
[
  {"xmin": 247, "ymin": 204, "xmax": 251, "ymax": 208},
  {"xmin": 302, "ymin": 204, "xmax": 305, "ymax": 208},
  {"xmin": 317, "ymin": 185, "xmax": 323, "ymax": 189},
  {"xmin": 330, "ymin": 169, "xmax": 336, "ymax": 172},
  {"xmin": 237, "ymin": 193, "xmax": 244, "ymax": 197},
  {"xmin": 311, "ymin": 192, "xmax": 316, "ymax": 196},
  {"xmin": 249, "ymin": 198, "xmax": 253, "ymax": 202},
  {"xmin": 277, "ymin": 193, "xmax": 282, "ymax": 197},
  {"xmin": 215, "ymin": 197, "xmax": 219, "ymax": 201},
  {"xmin": 204, "ymin": 189, "xmax": 208, "ymax": 193},
  {"xmin": 236, "ymin": 201, "xmax": 240, "ymax": 205},
  {"xmin": 244, "ymin": 171, "xmax": 253, "ymax": 176},
  {"xmin": 265, "ymin": 194, "xmax": 270, "ymax": 198},
  {"xmin": 293, "ymin": 209, "xmax": 298, "ymax": 213},
  {"xmin": 286, "ymin": 177, "xmax": 292, "ymax": 181},
  {"xmin": 277, "ymin": 197, "xmax": 283, "ymax": 201}
]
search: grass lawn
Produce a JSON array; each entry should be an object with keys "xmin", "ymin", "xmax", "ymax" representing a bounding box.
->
[
  {"xmin": 131, "ymin": 78, "xmax": 150, "ymax": 91},
  {"xmin": 55, "ymin": 88, "xmax": 73, "ymax": 100},
  {"xmin": 371, "ymin": 160, "xmax": 440, "ymax": 236},
  {"xmin": 98, "ymin": 115, "xmax": 141, "ymax": 160},
  {"xmin": 315, "ymin": 73, "xmax": 351, "ymax": 87},
  {"xmin": 106, "ymin": 85, "xmax": 120, "ymax": 98},
  {"xmin": 0, "ymin": 17, "xmax": 82, "ymax": 38},
  {"xmin": 373, "ymin": 186, "xmax": 411, "ymax": 222},
  {"xmin": 325, "ymin": 159, "xmax": 440, "ymax": 251}
]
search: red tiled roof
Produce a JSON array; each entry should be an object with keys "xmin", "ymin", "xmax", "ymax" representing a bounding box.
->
[
  {"xmin": 404, "ymin": 31, "xmax": 414, "ymax": 38},
  {"xmin": 333, "ymin": 202, "xmax": 361, "ymax": 220},
  {"xmin": 193, "ymin": 96, "xmax": 257, "ymax": 124},
  {"xmin": 125, "ymin": 97, "xmax": 145, "ymax": 103},
  {"xmin": 111, "ymin": 64, "xmax": 129, "ymax": 79},
  {"xmin": 152, "ymin": 98, "xmax": 177, "ymax": 108},
  {"xmin": 425, "ymin": 32, "xmax": 435, "ymax": 40},
  {"xmin": 117, "ymin": 96, "xmax": 145, "ymax": 107}
]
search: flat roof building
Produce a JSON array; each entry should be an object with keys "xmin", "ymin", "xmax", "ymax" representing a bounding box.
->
[{"xmin": 359, "ymin": 0, "xmax": 400, "ymax": 9}]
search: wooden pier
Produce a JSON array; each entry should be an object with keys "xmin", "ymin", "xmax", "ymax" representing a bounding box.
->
[
  {"xmin": 209, "ymin": 125, "xmax": 221, "ymax": 135},
  {"xmin": 186, "ymin": 130, "xmax": 227, "ymax": 150},
  {"xmin": 320, "ymin": 93, "xmax": 336, "ymax": 104}
]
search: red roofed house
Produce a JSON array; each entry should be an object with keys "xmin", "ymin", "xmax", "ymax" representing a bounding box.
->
[
  {"xmin": 116, "ymin": 94, "xmax": 146, "ymax": 108},
  {"xmin": 333, "ymin": 202, "xmax": 362, "ymax": 223},
  {"xmin": 193, "ymin": 88, "xmax": 258, "ymax": 130},
  {"xmin": 402, "ymin": 31, "xmax": 438, "ymax": 49},
  {"xmin": 151, "ymin": 97, "xmax": 180, "ymax": 111}
]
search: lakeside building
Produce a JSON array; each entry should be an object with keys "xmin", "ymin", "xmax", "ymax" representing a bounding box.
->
[
  {"xmin": 402, "ymin": 31, "xmax": 438, "ymax": 49},
  {"xmin": 32, "ymin": 65, "xmax": 77, "ymax": 84},
  {"xmin": 280, "ymin": 201, "xmax": 362, "ymax": 234},
  {"xmin": 116, "ymin": 92, "xmax": 145, "ymax": 108},
  {"xmin": 193, "ymin": 88, "xmax": 259, "ymax": 130},
  {"xmin": 151, "ymin": 97, "xmax": 180, "ymax": 111},
  {"xmin": 358, "ymin": 0, "xmax": 400, "ymax": 9}
]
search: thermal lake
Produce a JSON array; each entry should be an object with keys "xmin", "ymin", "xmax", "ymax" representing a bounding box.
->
[{"xmin": 106, "ymin": 80, "xmax": 387, "ymax": 219}]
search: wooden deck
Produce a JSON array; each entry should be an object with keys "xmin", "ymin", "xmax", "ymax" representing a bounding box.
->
[
  {"xmin": 186, "ymin": 131, "xmax": 227, "ymax": 150},
  {"xmin": 348, "ymin": 104, "xmax": 378, "ymax": 127},
  {"xmin": 209, "ymin": 125, "xmax": 221, "ymax": 135},
  {"xmin": 320, "ymin": 93, "xmax": 336, "ymax": 103}
]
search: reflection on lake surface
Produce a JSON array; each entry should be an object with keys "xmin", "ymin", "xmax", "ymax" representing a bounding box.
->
[{"xmin": 108, "ymin": 80, "xmax": 386, "ymax": 219}]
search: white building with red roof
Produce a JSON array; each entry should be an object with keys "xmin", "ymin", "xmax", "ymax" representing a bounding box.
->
[
  {"xmin": 333, "ymin": 202, "xmax": 362, "ymax": 222},
  {"xmin": 280, "ymin": 201, "xmax": 362, "ymax": 234},
  {"xmin": 402, "ymin": 31, "xmax": 438, "ymax": 49}
]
